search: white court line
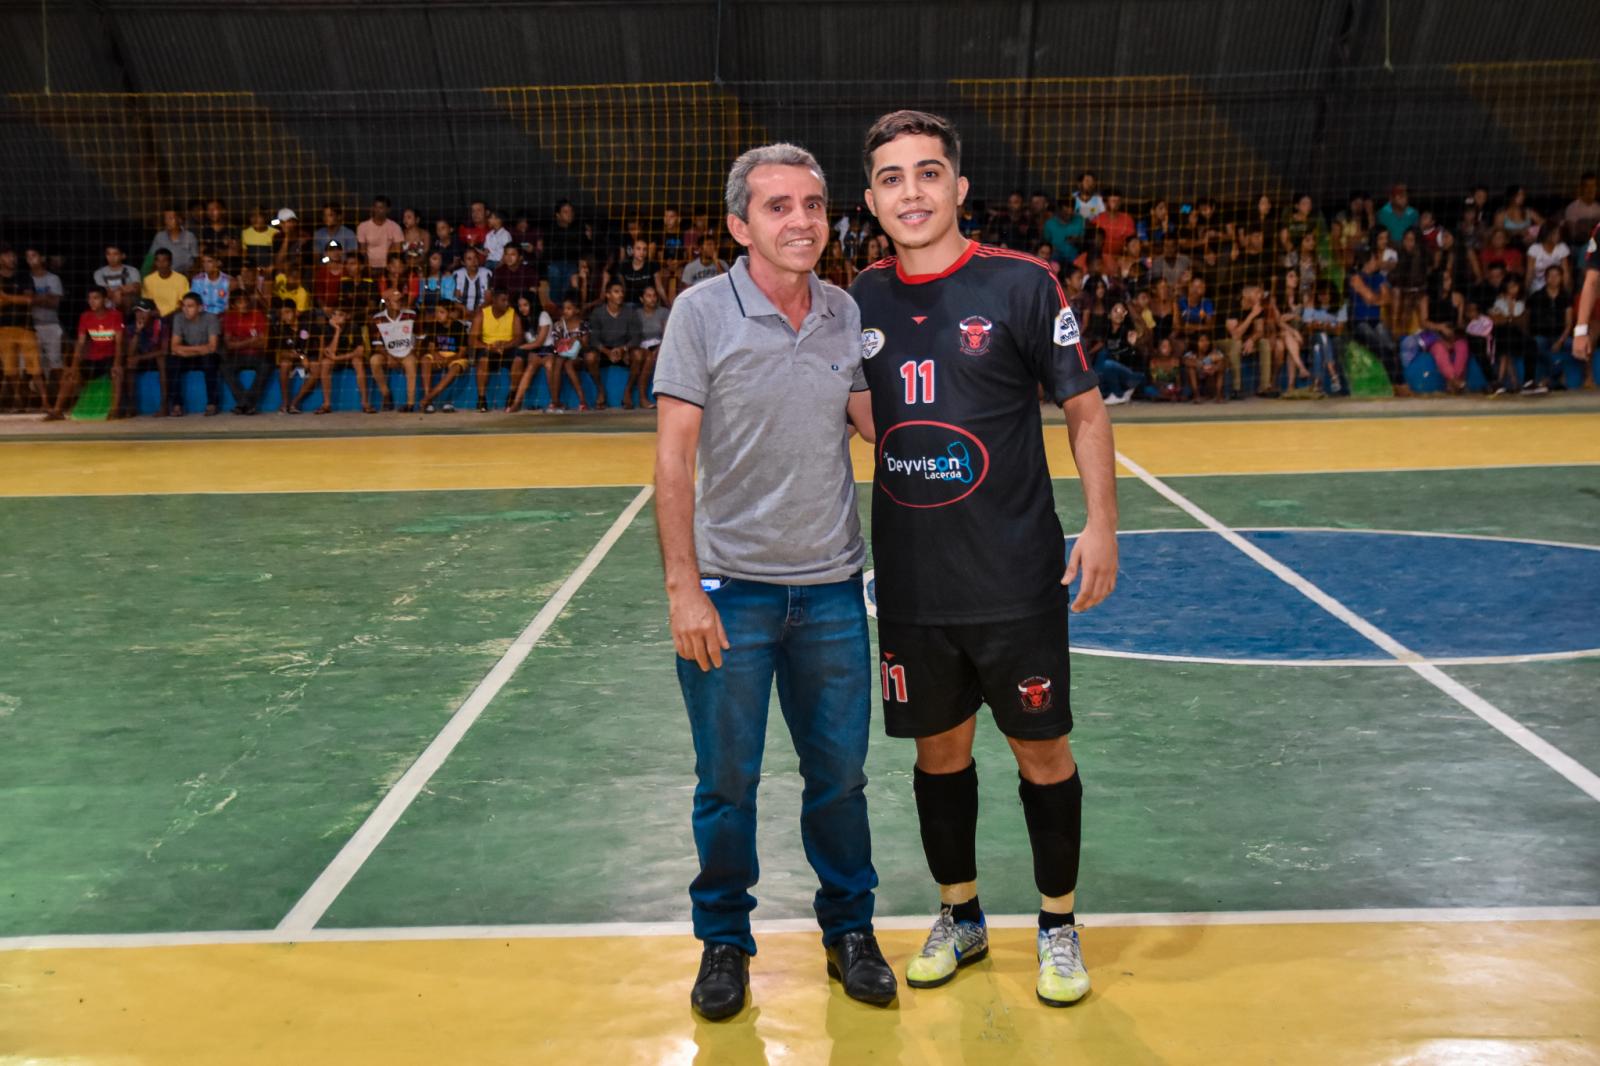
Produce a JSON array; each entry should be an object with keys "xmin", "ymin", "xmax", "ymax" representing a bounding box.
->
[
  {"xmin": 1114, "ymin": 450, "xmax": 1600, "ymax": 804},
  {"xmin": 1073, "ymin": 646, "xmax": 1600, "ymax": 668},
  {"xmin": 7, "ymin": 906, "xmax": 1598, "ymax": 952},
  {"xmin": 275, "ymin": 485, "xmax": 655, "ymax": 934},
  {"xmin": 1121, "ymin": 526, "xmax": 1600, "ymax": 552},
  {"xmin": 1, "ymin": 481, "xmax": 654, "ymax": 499},
  {"xmin": 1154, "ymin": 460, "xmax": 1600, "ymax": 478}
]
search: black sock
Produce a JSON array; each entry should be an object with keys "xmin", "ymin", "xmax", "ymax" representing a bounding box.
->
[
  {"xmin": 1038, "ymin": 909, "xmax": 1075, "ymax": 932},
  {"xmin": 914, "ymin": 760, "xmax": 978, "ymax": 887},
  {"xmin": 950, "ymin": 897, "xmax": 983, "ymax": 925},
  {"xmin": 1018, "ymin": 770, "xmax": 1082, "ymax": 922}
]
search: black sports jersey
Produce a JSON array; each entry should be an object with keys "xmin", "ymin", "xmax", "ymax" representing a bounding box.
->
[{"xmin": 851, "ymin": 241, "xmax": 1098, "ymax": 625}]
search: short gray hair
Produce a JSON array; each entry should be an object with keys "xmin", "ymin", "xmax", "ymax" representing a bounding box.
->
[{"xmin": 725, "ymin": 143, "xmax": 827, "ymax": 222}]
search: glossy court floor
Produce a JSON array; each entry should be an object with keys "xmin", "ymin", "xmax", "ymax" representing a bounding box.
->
[{"xmin": 2, "ymin": 410, "xmax": 1598, "ymax": 1065}]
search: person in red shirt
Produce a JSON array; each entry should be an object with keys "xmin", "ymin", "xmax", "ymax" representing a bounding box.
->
[
  {"xmin": 313, "ymin": 246, "xmax": 347, "ymax": 312},
  {"xmin": 44, "ymin": 287, "xmax": 124, "ymax": 421},
  {"xmin": 1092, "ymin": 190, "xmax": 1137, "ymax": 259},
  {"xmin": 458, "ymin": 200, "xmax": 490, "ymax": 254},
  {"xmin": 220, "ymin": 289, "xmax": 272, "ymax": 414}
]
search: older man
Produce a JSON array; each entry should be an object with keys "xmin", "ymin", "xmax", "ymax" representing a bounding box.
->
[{"xmin": 653, "ymin": 143, "xmax": 894, "ymax": 1021}]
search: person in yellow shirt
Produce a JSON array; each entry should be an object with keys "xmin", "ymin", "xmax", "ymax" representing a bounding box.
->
[
  {"xmin": 140, "ymin": 250, "xmax": 189, "ymax": 318},
  {"xmin": 273, "ymin": 263, "xmax": 312, "ymax": 312}
]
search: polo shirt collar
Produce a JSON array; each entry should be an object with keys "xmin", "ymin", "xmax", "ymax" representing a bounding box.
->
[{"xmin": 728, "ymin": 256, "xmax": 833, "ymax": 325}]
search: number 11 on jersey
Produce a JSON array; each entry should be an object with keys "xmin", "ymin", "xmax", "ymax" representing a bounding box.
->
[
  {"xmin": 899, "ymin": 360, "xmax": 935, "ymax": 405},
  {"xmin": 881, "ymin": 661, "xmax": 908, "ymax": 702}
]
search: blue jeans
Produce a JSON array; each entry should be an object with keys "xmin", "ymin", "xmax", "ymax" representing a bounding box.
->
[
  {"xmin": 1094, "ymin": 355, "xmax": 1142, "ymax": 397},
  {"xmin": 546, "ymin": 262, "xmax": 575, "ymax": 303},
  {"xmin": 1310, "ymin": 333, "xmax": 1343, "ymax": 393},
  {"xmin": 677, "ymin": 573, "xmax": 877, "ymax": 956},
  {"xmin": 1534, "ymin": 335, "xmax": 1570, "ymax": 387}
]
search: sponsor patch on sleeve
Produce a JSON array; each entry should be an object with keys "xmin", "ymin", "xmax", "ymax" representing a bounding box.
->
[{"xmin": 1053, "ymin": 306, "xmax": 1081, "ymax": 347}]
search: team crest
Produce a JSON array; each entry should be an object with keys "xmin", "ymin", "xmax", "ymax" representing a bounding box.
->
[
  {"xmin": 861, "ymin": 327, "xmax": 886, "ymax": 360},
  {"xmin": 957, "ymin": 315, "xmax": 994, "ymax": 355},
  {"xmin": 1053, "ymin": 306, "xmax": 1081, "ymax": 347},
  {"xmin": 1017, "ymin": 676, "xmax": 1054, "ymax": 713}
]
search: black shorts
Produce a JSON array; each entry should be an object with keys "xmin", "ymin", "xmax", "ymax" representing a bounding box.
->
[
  {"xmin": 475, "ymin": 347, "xmax": 520, "ymax": 372},
  {"xmin": 877, "ymin": 601, "xmax": 1073, "ymax": 740},
  {"xmin": 80, "ymin": 359, "xmax": 113, "ymax": 381}
]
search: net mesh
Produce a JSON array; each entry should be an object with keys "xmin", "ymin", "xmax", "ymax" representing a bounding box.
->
[{"xmin": 2, "ymin": 61, "xmax": 1596, "ymax": 413}]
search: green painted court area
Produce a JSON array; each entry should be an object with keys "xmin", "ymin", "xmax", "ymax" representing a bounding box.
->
[{"xmin": 2, "ymin": 471, "xmax": 1597, "ymax": 939}]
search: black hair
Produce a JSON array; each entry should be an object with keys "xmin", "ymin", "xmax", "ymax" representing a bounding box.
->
[{"xmin": 862, "ymin": 109, "xmax": 962, "ymax": 180}]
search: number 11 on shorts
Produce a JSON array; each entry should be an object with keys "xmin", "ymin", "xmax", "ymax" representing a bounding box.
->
[{"xmin": 881, "ymin": 660, "xmax": 908, "ymax": 702}]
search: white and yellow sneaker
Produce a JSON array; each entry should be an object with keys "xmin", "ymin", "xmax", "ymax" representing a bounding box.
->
[
  {"xmin": 1036, "ymin": 925, "xmax": 1091, "ymax": 1006},
  {"xmin": 906, "ymin": 906, "xmax": 989, "ymax": 988}
]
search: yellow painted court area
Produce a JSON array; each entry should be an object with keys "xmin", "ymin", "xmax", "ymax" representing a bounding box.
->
[
  {"xmin": 3, "ymin": 412, "xmax": 1598, "ymax": 496},
  {"xmin": 6, "ymin": 921, "xmax": 1597, "ymax": 1065}
]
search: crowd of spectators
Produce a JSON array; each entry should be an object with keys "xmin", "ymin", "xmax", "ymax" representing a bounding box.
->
[
  {"xmin": 1, "ymin": 173, "xmax": 1596, "ymax": 420},
  {"xmin": 945, "ymin": 171, "xmax": 1600, "ymax": 403}
]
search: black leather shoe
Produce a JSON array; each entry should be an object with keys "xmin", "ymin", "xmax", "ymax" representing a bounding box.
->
[
  {"xmin": 691, "ymin": 942, "xmax": 749, "ymax": 1021},
  {"xmin": 825, "ymin": 931, "xmax": 898, "ymax": 1006}
]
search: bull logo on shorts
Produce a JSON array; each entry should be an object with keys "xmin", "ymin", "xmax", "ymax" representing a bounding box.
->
[
  {"xmin": 957, "ymin": 315, "xmax": 993, "ymax": 356},
  {"xmin": 1017, "ymin": 676, "xmax": 1053, "ymax": 713}
]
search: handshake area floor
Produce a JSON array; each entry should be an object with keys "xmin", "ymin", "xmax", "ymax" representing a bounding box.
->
[{"xmin": 1, "ymin": 400, "xmax": 1598, "ymax": 1064}]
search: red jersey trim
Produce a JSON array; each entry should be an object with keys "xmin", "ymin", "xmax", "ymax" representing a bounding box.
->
[
  {"xmin": 860, "ymin": 256, "xmax": 897, "ymax": 274},
  {"xmin": 895, "ymin": 240, "xmax": 978, "ymax": 285}
]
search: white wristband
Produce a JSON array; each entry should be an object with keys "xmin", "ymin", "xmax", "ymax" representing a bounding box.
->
[{"xmin": 1576, "ymin": 324, "xmax": 1591, "ymax": 337}]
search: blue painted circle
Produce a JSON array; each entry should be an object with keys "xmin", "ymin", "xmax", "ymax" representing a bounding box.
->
[{"xmin": 867, "ymin": 530, "xmax": 1600, "ymax": 664}]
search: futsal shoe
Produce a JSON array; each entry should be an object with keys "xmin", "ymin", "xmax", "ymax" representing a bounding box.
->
[
  {"xmin": 1036, "ymin": 925, "xmax": 1091, "ymax": 1007},
  {"xmin": 906, "ymin": 907, "xmax": 989, "ymax": 988},
  {"xmin": 824, "ymin": 931, "xmax": 898, "ymax": 1005},
  {"xmin": 690, "ymin": 942, "xmax": 749, "ymax": 1021}
]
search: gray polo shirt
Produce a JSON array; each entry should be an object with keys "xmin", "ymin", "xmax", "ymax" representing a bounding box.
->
[
  {"xmin": 654, "ymin": 257, "xmax": 866, "ymax": 585},
  {"xmin": 172, "ymin": 311, "xmax": 220, "ymax": 349}
]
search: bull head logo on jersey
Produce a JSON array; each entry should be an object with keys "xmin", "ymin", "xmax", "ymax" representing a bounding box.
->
[
  {"xmin": 1017, "ymin": 676, "xmax": 1053, "ymax": 713},
  {"xmin": 957, "ymin": 315, "xmax": 993, "ymax": 356}
]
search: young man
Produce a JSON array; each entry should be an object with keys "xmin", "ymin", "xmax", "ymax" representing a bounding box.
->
[
  {"xmin": 314, "ymin": 205, "xmax": 358, "ymax": 260},
  {"xmin": 141, "ymin": 249, "xmax": 189, "ymax": 320},
  {"xmin": 190, "ymin": 254, "xmax": 235, "ymax": 316},
  {"xmin": 1091, "ymin": 190, "xmax": 1136, "ymax": 259},
  {"xmin": 220, "ymin": 288, "xmax": 271, "ymax": 414},
  {"xmin": 852, "ymin": 110, "xmax": 1118, "ymax": 1007},
  {"xmin": 45, "ymin": 288, "xmax": 125, "ymax": 421},
  {"xmin": 420, "ymin": 301, "xmax": 471, "ymax": 414},
  {"xmin": 271, "ymin": 298, "xmax": 332, "ymax": 414},
  {"xmin": 678, "ymin": 236, "xmax": 729, "ymax": 295},
  {"xmin": 322, "ymin": 309, "xmax": 373, "ymax": 412},
  {"xmin": 1072, "ymin": 171, "xmax": 1105, "ymax": 222},
  {"xmin": 585, "ymin": 280, "xmax": 641, "ymax": 410},
  {"xmin": 491, "ymin": 244, "xmax": 540, "ymax": 304},
  {"xmin": 357, "ymin": 196, "xmax": 404, "ymax": 273},
  {"xmin": 1527, "ymin": 265, "xmax": 1573, "ymax": 394},
  {"xmin": 367, "ymin": 287, "xmax": 421, "ymax": 412},
  {"xmin": 148, "ymin": 208, "xmax": 200, "ymax": 276},
  {"xmin": 458, "ymin": 201, "xmax": 490, "ymax": 254},
  {"xmin": 653, "ymin": 143, "xmax": 891, "ymax": 1022},
  {"xmin": 25, "ymin": 249, "xmax": 65, "ymax": 393},
  {"xmin": 199, "ymin": 199, "xmax": 239, "ymax": 270},
  {"xmin": 0, "ymin": 245, "xmax": 43, "ymax": 412},
  {"xmin": 468, "ymin": 287, "xmax": 520, "ymax": 413},
  {"xmin": 452, "ymin": 248, "xmax": 494, "ymax": 315},
  {"xmin": 117, "ymin": 298, "xmax": 169, "ymax": 417},
  {"xmin": 94, "ymin": 245, "xmax": 143, "ymax": 314},
  {"xmin": 168, "ymin": 292, "xmax": 222, "ymax": 416}
]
